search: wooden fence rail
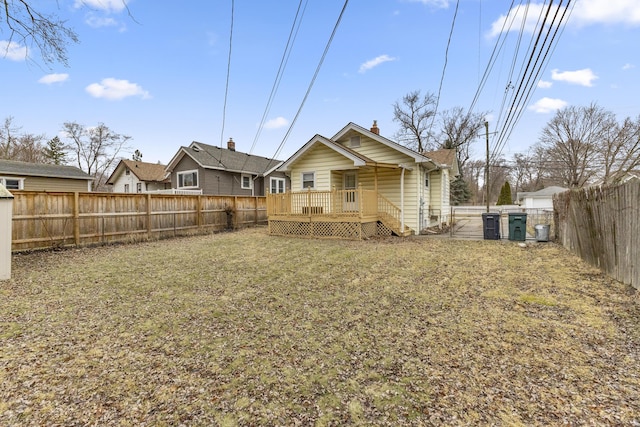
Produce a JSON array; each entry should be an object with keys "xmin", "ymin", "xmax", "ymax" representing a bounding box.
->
[
  {"xmin": 11, "ymin": 191, "xmax": 267, "ymax": 252},
  {"xmin": 554, "ymin": 180, "xmax": 639, "ymax": 289}
]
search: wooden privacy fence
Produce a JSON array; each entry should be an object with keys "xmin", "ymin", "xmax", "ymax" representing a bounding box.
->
[
  {"xmin": 554, "ymin": 179, "xmax": 639, "ymax": 289},
  {"xmin": 11, "ymin": 191, "xmax": 267, "ymax": 252}
]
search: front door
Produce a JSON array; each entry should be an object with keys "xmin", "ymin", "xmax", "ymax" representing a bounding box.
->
[{"xmin": 343, "ymin": 172, "xmax": 357, "ymax": 211}]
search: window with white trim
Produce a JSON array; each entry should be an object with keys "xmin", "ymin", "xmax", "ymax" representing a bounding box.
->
[
  {"xmin": 136, "ymin": 182, "xmax": 142, "ymax": 193},
  {"xmin": 0, "ymin": 177, "xmax": 23, "ymax": 190},
  {"xmin": 241, "ymin": 174, "xmax": 252, "ymax": 189},
  {"xmin": 301, "ymin": 172, "xmax": 315, "ymax": 189},
  {"xmin": 177, "ymin": 170, "xmax": 198, "ymax": 188},
  {"xmin": 124, "ymin": 184, "xmax": 130, "ymax": 193},
  {"xmin": 270, "ymin": 177, "xmax": 285, "ymax": 193}
]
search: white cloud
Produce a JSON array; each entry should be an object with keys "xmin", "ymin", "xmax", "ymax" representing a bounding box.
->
[
  {"xmin": 529, "ymin": 97, "xmax": 568, "ymax": 113},
  {"xmin": 264, "ymin": 117, "xmax": 289, "ymax": 130},
  {"xmin": 488, "ymin": 3, "xmax": 558, "ymax": 37},
  {"xmin": 359, "ymin": 54, "xmax": 397, "ymax": 73},
  {"xmin": 85, "ymin": 78, "xmax": 150, "ymax": 100},
  {"xmin": 489, "ymin": 0, "xmax": 640, "ymax": 37},
  {"xmin": 537, "ymin": 80, "xmax": 553, "ymax": 88},
  {"xmin": 406, "ymin": 0, "xmax": 449, "ymax": 8},
  {"xmin": 0, "ymin": 41, "xmax": 28, "ymax": 61},
  {"xmin": 75, "ymin": 0, "xmax": 128, "ymax": 13},
  {"xmin": 38, "ymin": 73, "xmax": 70, "ymax": 84},
  {"xmin": 551, "ymin": 68, "xmax": 598, "ymax": 86},
  {"xmin": 571, "ymin": 0, "xmax": 640, "ymax": 26},
  {"xmin": 622, "ymin": 63, "xmax": 635, "ymax": 70},
  {"xmin": 85, "ymin": 15, "xmax": 119, "ymax": 28}
]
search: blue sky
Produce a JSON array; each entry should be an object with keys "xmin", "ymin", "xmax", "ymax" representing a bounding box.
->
[{"xmin": 2, "ymin": 0, "xmax": 639, "ymax": 165}]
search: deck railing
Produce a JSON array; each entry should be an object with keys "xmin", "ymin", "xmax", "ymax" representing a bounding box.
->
[{"xmin": 267, "ymin": 188, "xmax": 380, "ymax": 218}]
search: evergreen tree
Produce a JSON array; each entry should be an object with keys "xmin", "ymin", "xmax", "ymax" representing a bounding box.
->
[
  {"xmin": 450, "ymin": 176, "xmax": 471, "ymax": 205},
  {"xmin": 497, "ymin": 180, "xmax": 512, "ymax": 205},
  {"xmin": 44, "ymin": 136, "xmax": 67, "ymax": 165}
]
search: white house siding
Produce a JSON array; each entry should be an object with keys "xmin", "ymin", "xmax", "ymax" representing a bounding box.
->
[
  {"xmin": 524, "ymin": 196, "xmax": 554, "ymax": 210},
  {"xmin": 429, "ymin": 171, "xmax": 442, "ymax": 221},
  {"xmin": 112, "ymin": 172, "xmax": 144, "ymax": 193},
  {"xmin": 441, "ymin": 169, "xmax": 450, "ymax": 223}
]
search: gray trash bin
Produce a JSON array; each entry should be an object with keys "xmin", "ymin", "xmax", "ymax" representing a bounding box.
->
[{"xmin": 534, "ymin": 224, "xmax": 550, "ymax": 242}]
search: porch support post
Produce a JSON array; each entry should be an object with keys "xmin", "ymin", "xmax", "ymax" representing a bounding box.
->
[
  {"xmin": 374, "ymin": 164, "xmax": 378, "ymax": 192},
  {"xmin": 400, "ymin": 167, "xmax": 405, "ymax": 232}
]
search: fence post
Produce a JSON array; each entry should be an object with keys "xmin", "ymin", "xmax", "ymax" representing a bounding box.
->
[
  {"xmin": 73, "ymin": 192, "xmax": 80, "ymax": 246},
  {"xmin": 0, "ymin": 184, "xmax": 14, "ymax": 280},
  {"xmin": 146, "ymin": 193, "xmax": 152, "ymax": 238}
]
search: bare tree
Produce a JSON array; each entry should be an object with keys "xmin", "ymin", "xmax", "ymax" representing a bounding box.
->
[
  {"xmin": 461, "ymin": 159, "xmax": 485, "ymax": 204},
  {"xmin": 13, "ymin": 133, "xmax": 47, "ymax": 163},
  {"xmin": 437, "ymin": 107, "xmax": 487, "ymax": 171},
  {"xmin": 63, "ymin": 122, "xmax": 131, "ymax": 190},
  {"xmin": 600, "ymin": 114, "xmax": 640, "ymax": 184},
  {"xmin": 538, "ymin": 103, "xmax": 615, "ymax": 188},
  {"xmin": 1, "ymin": 0, "xmax": 79, "ymax": 66},
  {"xmin": 0, "ymin": 116, "xmax": 21, "ymax": 159},
  {"xmin": 392, "ymin": 90, "xmax": 437, "ymax": 153}
]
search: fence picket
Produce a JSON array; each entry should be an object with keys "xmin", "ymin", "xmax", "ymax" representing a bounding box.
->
[{"xmin": 554, "ymin": 179, "xmax": 639, "ymax": 289}]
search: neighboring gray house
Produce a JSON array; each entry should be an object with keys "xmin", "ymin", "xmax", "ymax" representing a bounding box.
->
[
  {"xmin": 516, "ymin": 186, "xmax": 568, "ymax": 210},
  {"xmin": 0, "ymin": 159, "xmax": 93, "ymax": 192},
  {"xmin": 165, "ymin": 139, "xmax": 288, "ymax": 196}
]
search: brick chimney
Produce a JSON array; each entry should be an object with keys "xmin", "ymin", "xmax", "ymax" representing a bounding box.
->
[
  {"xmin": 370, "ymin": 120, "xmax": 379, "ymax": 135},
  {"xmin": 227, "ymin": 137, "xmax": 236, "ymax": 151}
]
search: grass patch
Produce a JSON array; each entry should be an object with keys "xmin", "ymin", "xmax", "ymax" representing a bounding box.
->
[{"xmin": 1, "ymin": 228, "xmax": 639, "ymax": 425}]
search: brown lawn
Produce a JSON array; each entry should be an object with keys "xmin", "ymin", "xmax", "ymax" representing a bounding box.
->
[{"xmin": 1, "ymin": 227, "xmax": 639, "ymax": 426}]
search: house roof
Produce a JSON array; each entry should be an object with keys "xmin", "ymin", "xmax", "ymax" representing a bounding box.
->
[
  {"xmin": 0, "ymin": 159, "xmax": 92, "ymax": 180},
  {"xmin": 107, "ymin": 160, "xmax": 169, "ymax": 185},
  {"xmin": 517, "ymin": 186, "xmax": 568, "ymax": 201},
  {"xmin": 166, "ymin": 141, "xmax": 282, "ymax": 176},
  {"xmin": 422, "ymin": 148, "xmax": 459, "ymax": 176}
]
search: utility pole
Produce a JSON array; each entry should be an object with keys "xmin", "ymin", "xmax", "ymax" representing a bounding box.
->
[{"xmin": 485, "ymin": 121, "xmax": 490, "ymax": 213}]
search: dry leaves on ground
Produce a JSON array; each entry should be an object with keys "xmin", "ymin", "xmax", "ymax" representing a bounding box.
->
[{"xmin": 1, "ymin": 227, "xmax": 639, "ymax": 425}]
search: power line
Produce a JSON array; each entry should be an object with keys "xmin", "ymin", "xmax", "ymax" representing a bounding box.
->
[
  {"xmin": 467, "ymin": 0, "xmax": 517, "ymax": 115},
  {"xmin": 248, "ymin": 0, "xmax": 309, "ymax": 155},
  {"xmin": 263, "ymin": 0, "xmax": 350, "ymax": 172},
  {"xmin": 491, "ymin": 0, "xmax": 574, "ymax": 163},
  {"xmin": 218, "ymin": 0, "xmax": 235, "ymax": 167},
  {"xmin": 427, "ymin": 0, "xmax": 460, "ymax": 144}
]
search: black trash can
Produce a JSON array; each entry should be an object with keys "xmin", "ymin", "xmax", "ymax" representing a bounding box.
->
[
  {"xmin": 508, "ymin": 212, "xmax": 527, "ymax": 241},
  {"xmin": 482, "ymin": 212, "xmax": 501, "ymax": 240}
]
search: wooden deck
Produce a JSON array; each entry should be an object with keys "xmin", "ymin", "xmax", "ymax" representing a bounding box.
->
[{"xmin": 267, "ymin": 189, "xmax": 412, "ymax": 239}]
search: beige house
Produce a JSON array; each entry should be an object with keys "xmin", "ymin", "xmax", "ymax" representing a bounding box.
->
[
  {"xmin": 267, "ymin": 122, "xmax": 458, "ymax": 239},
  {"xmin": 0, "ymin": 159, "xmax": 92, "ymax": 192},
  {"xmin": 106, "ymin": 159, "xmax": 170, "ymax": 193}
]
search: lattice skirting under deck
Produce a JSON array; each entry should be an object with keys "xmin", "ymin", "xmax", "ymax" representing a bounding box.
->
[{"xmin": 269, "ymin": 220, "xmax": 382, "ymax": 240}]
